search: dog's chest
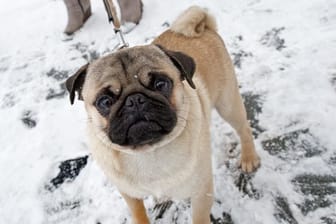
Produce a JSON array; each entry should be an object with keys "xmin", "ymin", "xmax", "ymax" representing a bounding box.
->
[{"xmin": 114, "ymin": 146, "xmax": 198, "ymax": 199}]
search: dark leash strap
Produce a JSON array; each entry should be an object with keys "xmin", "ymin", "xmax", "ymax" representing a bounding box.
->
[{"xmin": 102, "ymin": 0, "xmax": 129, "ymax": 49}]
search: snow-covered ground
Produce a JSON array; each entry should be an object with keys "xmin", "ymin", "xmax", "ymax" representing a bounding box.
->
[{"xmin": 1, "ymin": 0, "xmax": 336, "ymax": 223}]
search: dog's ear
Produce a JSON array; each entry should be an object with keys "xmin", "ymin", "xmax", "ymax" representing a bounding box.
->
[
  {"xmin": 156, "ymin": 45, "xmax": 196, "ymax": 89},
  {"xmin": 65, "ymin": 63, "xmax": 89, "ymax": 105}
]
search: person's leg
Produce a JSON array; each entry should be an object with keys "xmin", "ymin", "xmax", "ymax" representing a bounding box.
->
[
  {"xmin": 117, "ymin": 0, "xmax": 143, "ymax": 25},
  {"xmin": 63, "ymin": 0, "xmax": 91, "ymax": 35}
]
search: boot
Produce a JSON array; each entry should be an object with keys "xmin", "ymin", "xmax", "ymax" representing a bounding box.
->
[
  {"xmin": 64, "ymin": 0, "xmax": 92, "ymax": 35},
  {"xmin": 117, "ymin": 0, "xmax": 143, "ymax": 25}
]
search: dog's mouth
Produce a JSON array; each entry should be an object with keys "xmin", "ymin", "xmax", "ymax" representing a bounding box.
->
[
  {"xmin": 125, "ymin": 120, "xmax": 165, "ymax": 146},
  {"xmin": 111, "ymin": 119, "xmax": 172, "ymax": 147},
  {"xmin": 108, "ymin": 93, "xmax": 177, "ymax": 147}
]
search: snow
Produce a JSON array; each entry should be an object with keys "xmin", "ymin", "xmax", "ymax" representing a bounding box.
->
[{"xmin": 1, "ymin": 0, "xmax": 336, "ymax": 223}]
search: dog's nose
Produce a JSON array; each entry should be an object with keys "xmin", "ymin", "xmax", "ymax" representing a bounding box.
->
[{"xmin": 125, "ymin": 93, "xmax": 147, "ymax": 109}]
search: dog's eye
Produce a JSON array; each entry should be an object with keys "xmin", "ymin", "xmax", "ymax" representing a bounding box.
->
[
  {"xmin": 153, "ymin": 76, "xmax": 172, "ymax": 95},
  {"xmin": 96, "ymin": 95, "xmax": 114, "ymax": 116}
]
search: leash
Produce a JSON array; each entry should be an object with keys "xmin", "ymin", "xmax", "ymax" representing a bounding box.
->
[{"xmin": 102, "ymin": 0, "xmax": 129, "ymax": 49}]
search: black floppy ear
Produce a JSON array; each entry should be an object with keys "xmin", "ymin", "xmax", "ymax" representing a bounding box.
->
[
  {"xmin": 65, "ymin": 63, "xmax": 89, "ymax": 105},
  {"xmin": 156, "ymin": 45, "xmax": 196, "ymax": 89}
]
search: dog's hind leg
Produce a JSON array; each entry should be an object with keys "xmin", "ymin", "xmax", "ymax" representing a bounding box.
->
[{"xmin": 214, "ymin": 67, "xmax": 260, "ymax": 173}]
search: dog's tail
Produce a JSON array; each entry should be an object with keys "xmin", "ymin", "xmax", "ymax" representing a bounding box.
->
[{"xmin": 170, "ymin": 6, "xmax": 217, "ymax": 37}]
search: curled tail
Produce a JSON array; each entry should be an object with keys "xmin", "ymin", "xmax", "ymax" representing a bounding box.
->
[{"xmin": 170, "ymin": 6, "xmax": 217, "ymax": 37}]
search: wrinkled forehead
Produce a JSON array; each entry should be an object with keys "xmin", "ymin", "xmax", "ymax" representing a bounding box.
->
[{"xmin": 85, "ymin": 45, "xmax": 175, "ymax": 91}]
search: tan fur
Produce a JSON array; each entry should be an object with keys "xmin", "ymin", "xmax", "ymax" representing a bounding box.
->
[
  {"xmin": 121, "ymin": 192, "xmax": 149, "ymax": 224},
  {"xmin": 153, "ymin": 6, "xmax": 261, "ymax": 170},
  {"xmin": 171, "ymin": 6, "xmax": 217, "ymax": 37},
  {"xmin": 70, "ymin": 6, "xmax": 260, "ymax": 224}
]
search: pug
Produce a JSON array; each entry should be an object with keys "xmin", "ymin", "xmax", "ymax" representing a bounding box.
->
[{"xmin": 66, "ymin": 6, "xmax": 260, "ymax": 224}]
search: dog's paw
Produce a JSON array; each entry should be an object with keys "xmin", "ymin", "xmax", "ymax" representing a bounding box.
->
[{"xmin": 239, "ymin": 152, "xmax": 261, "ymax": 173}]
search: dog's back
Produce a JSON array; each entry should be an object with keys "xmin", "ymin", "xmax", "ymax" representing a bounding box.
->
[{"xmin": 153, "ymin": 6, "xmax": 236, "ymax": 104}]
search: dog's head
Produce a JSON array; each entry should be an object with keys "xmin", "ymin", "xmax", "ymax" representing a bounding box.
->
[{"xmin": 66, "ymin": 45, "xmax": 196, "ymax": 151}]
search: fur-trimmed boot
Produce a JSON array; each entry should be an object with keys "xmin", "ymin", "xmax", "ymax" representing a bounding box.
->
[{"xmin": 64, "ymin": 0, "xmax": 92, "ymax": 35}]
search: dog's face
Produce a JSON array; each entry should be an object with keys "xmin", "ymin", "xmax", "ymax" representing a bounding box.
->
[{"xmin": 66, "ymin": 45, "xmax": 196, "ymax": 152}]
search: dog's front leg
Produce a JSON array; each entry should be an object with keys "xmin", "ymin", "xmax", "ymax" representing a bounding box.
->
[
  {"xmin": 191, "ymin": 179, "xmax": 213, "ymax": 224},
  {"xmin": 120, "ymin": 192, "xmax": 149, "ymax": 224}
]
